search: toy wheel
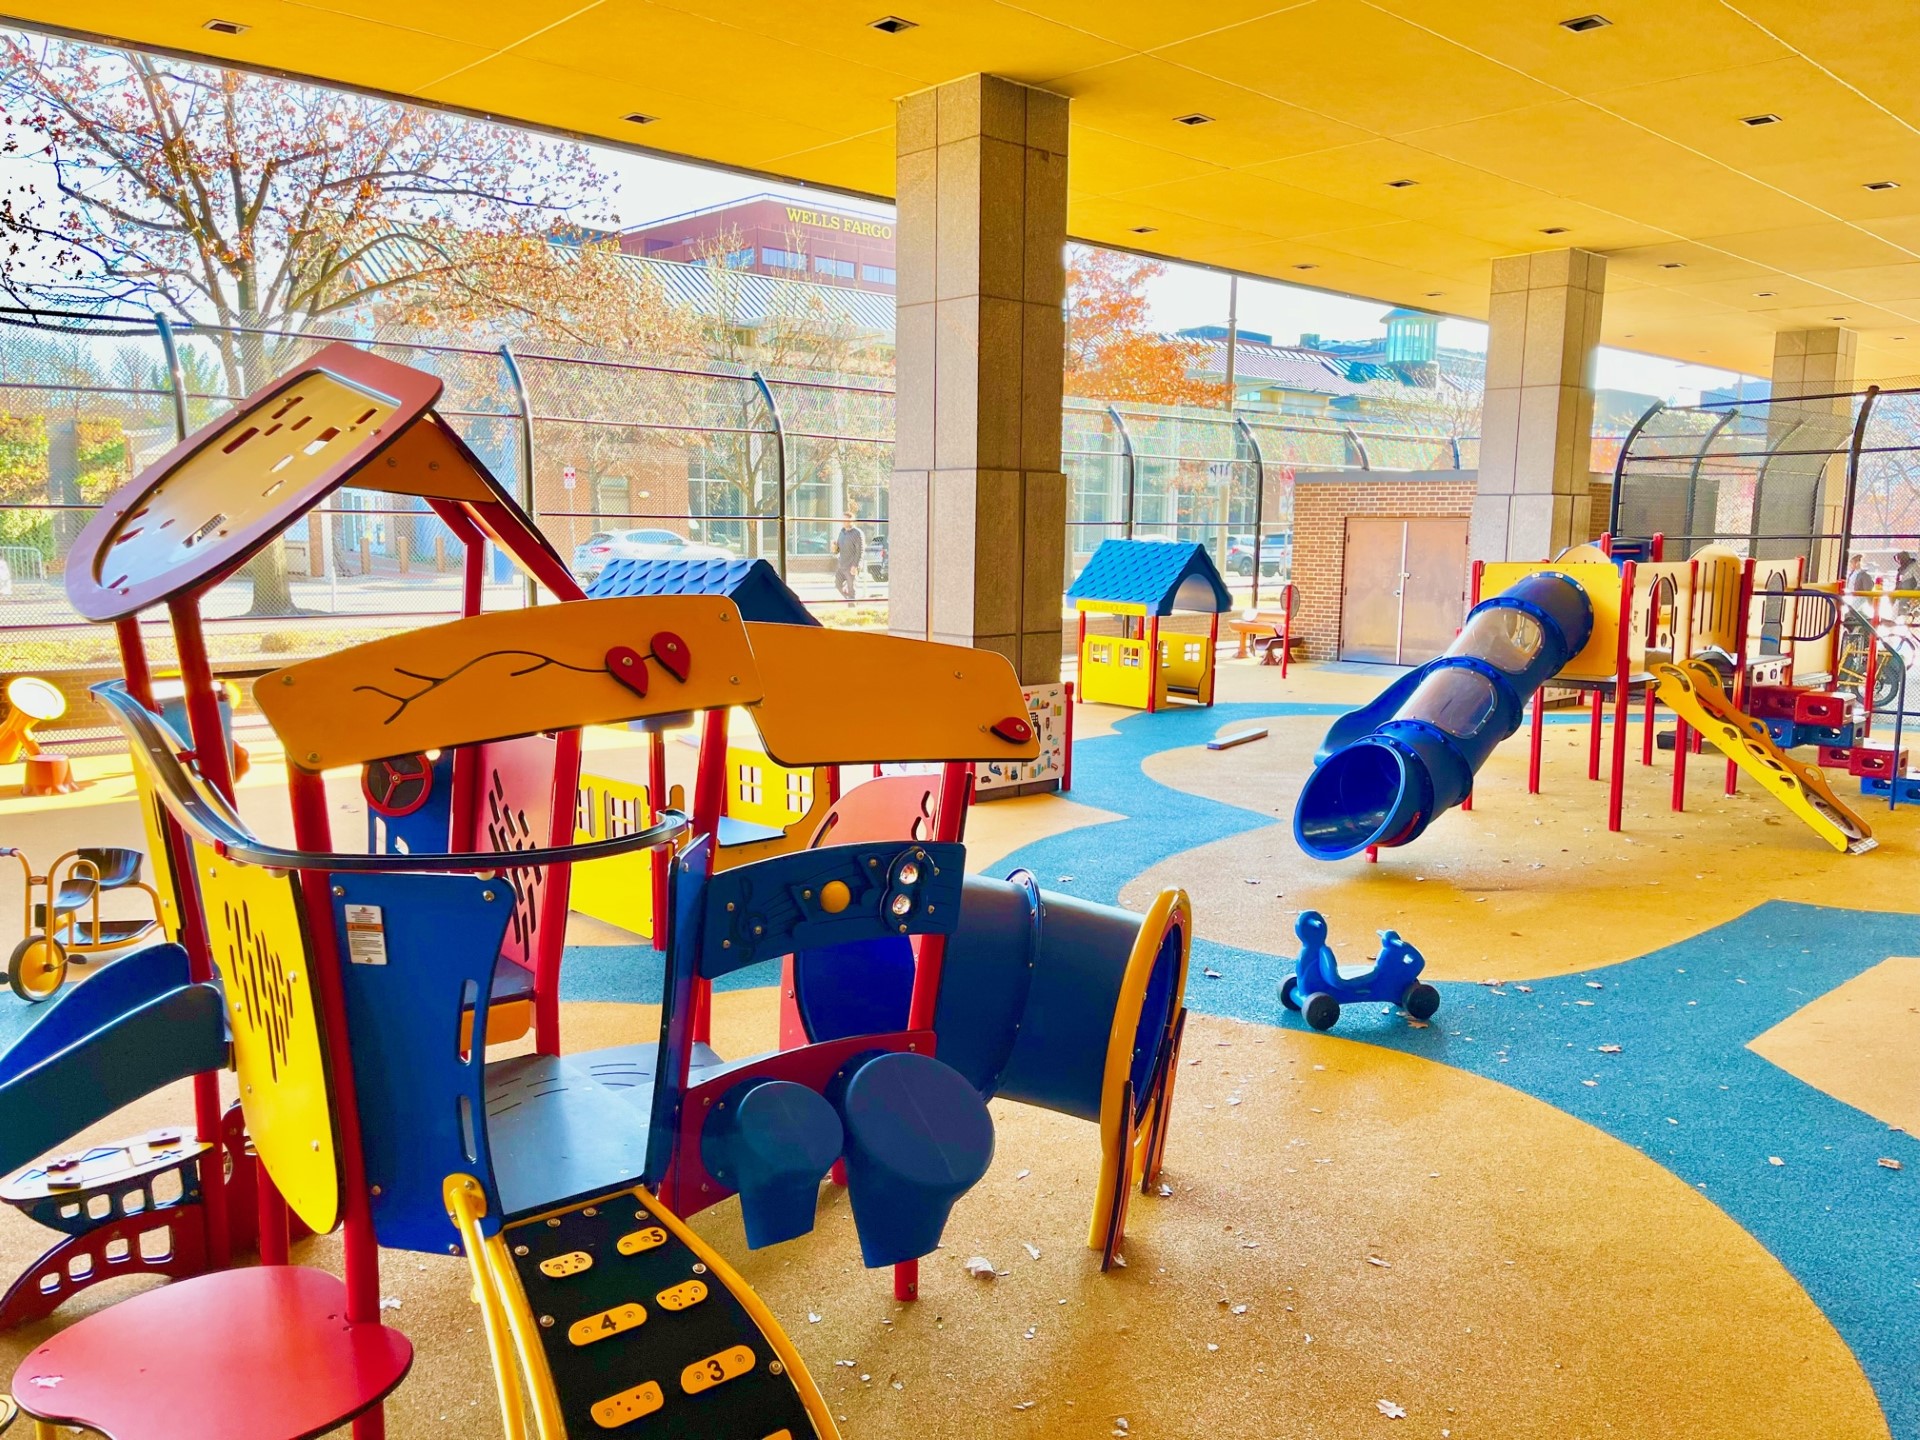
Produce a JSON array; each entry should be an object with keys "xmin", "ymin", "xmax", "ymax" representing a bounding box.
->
[
  {"xmin": 1279, "ymin": 974, "xmax": 1301, "ymax": 1011},
  {"xmin": 1303, "ymin": 992, "xmax": 1339, "ymax": 1031},
  {"xmin": 1402, "ymin": 982, "xmax": 1440, "ymax": 1021},
  {"xmin": 1098, "ymin": 1080, "xmax": 1136, "ymax": 1272},
  {"xmin": 1136, "ymin": 1009, "xmax": 1185, "ymax": 1194},
  {"xmin": 8, "ymin": 934, "xmax": 68, "ymax": 1003}
]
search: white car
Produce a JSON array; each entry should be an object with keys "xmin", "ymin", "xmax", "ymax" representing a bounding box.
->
[{"xmin": 572, "ymin": 528, "xmax": 736, "ymax": 581}]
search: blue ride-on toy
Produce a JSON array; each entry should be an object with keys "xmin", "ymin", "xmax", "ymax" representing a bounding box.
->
[{"xmin": 1279, "ymin": 910, "xmax": 1439, "ymax": 1031}]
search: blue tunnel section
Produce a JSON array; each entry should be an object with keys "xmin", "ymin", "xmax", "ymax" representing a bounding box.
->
[{"xmin": 1294, "ymin": 571, "xmax": 1596, "ymax": 861}]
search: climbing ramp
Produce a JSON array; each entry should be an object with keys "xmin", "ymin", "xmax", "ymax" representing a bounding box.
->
[{"xmin": 1651, "ymin": 658, "xmax": 1875, "ymax": 854}]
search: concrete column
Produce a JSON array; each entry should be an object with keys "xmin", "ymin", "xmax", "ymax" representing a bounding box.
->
[
  {"xmin": 1472, "ymin": 249, "xmax": 1607, "ymax": 562},
  {"xmin": 890, "ymin": 74, "xmax": 1068, "ymax": 682},
  {"xmin": 1771, "ymin": 327, "xmax": 1857, "ymax": 576}
]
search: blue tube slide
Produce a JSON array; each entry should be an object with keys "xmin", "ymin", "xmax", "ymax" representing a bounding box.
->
[{"xmin": 1294, "ymin": 572, "xmax": 1595, "ymax": 861}]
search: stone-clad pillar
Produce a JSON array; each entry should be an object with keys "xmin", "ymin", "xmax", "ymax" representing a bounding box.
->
[
  {"xmin": 1472, "ymin": 249, "xmax": 1607, "ymax": 561},
  {"xmin": 889, "ymin": 74, "xmax": 1068, "ymax": 682},
  {"xmin": 1770, "ymin": 327, "xmax": 1857, "ymax": 576}
]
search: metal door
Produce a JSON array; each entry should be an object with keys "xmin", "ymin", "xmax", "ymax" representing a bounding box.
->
[{"xmin": 1339, "ymin": 517, "xmax": 1469, "ymax": 664}]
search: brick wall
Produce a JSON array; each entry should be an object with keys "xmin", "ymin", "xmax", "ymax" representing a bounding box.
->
[{"xmin": 1291, "ymin": 470, "xmax": 1478, "ymax": 659}]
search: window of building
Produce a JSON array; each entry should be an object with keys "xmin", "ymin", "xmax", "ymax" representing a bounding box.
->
[
  {"xmin": 594, "ymin": 476, "xmax": 628, "ymax": 517},
  {"xmin": 814, "ymin": 256, "xmax": 856, "ymax": 279},
  {"xmin": 861, "ymin": 265, "xmax": 896, "ymax": 285},
  {"xmin": 723, "ymin": 246, "xmax": 754, "ymax": 269},
  {"xmin": 761, "ymin": 247, "xmax": 806, "ymax": 270}
]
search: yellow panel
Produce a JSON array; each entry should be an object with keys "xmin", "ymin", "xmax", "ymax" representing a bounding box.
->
[
  {"xmin": 192, "ymin": 843, "xmax": 339, "ymax": 1235},
  {"xmin": 258, "ymin": 596, "xmax": 762, "ymax": 771},
  {"xmin": 681, "ymin": 1344, "xmax": 756, "ymax": 1395},
  {"xmin": 568, "ymin": 1302, "xmax": 647, "ymax": 1347},
  {"xmin": 129, "ymin": 754, "xmax": 185, "ymax": 943},
  {"xmin": 1481, "ymin": 560, "xmax": 1623, "ymax": 682},
  {"xmin": 590, "ymin": 1381, "xmax": 664, "ymax": 1428},
  {"xmin": 571, "ymin": 772, "xmax": 657, "ymax": 941},
  {"xmin": 743, "ymin": 623, "xmax": 1040, "ymax": 766},
  {"xmin": 1079, "ymin": 635, "xmax": 1155, "ymax": 709}
]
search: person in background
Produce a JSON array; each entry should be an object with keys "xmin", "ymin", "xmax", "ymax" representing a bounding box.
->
[
  {"xmin": 1894, "ymin": 550, "xmax": 1920, "ymax": 622},
  {"xmin": 833, "ymin": 514, "xmax": 865, "ymax": 602},
  {"xmin": 1847, "ymin": 552, "xmax": 1875, "ymax": 594}
]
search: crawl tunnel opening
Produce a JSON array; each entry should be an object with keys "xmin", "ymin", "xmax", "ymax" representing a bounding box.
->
[{"xmin": 1295, "ymin": 740, "xmax": 1419, "ymax": 861}]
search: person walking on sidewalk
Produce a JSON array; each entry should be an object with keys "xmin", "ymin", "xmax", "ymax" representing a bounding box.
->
[{"xmin": 834, "ymin": 514, "xmax": 865, "ymax": 602}]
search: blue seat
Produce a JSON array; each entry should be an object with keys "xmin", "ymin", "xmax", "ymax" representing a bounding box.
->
[
  {"xmin": 833, "ymin": 1052, "xmax": 993, "ymax": 1268},
  {"xmin": 701, "ymin": 1079, "xmax": 843, "ymax": 1248}
]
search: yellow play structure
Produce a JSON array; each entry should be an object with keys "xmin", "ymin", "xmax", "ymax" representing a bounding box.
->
[
  {"xmin": 1067, "ymin": 539, "xmax": 1234, "ymax": 712},
  {"xmin": 1475, "ymin": 542, "xmax": 1872, "ymax": 851}
]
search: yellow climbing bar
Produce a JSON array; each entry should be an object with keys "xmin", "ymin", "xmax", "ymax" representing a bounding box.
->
[{"xmin": 1652, "ymin": 659, "xmax": 1875, "ymax": 855}]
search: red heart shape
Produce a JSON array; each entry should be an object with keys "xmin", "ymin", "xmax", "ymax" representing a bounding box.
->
[
  {"xmin": 651, "ymin": 631, "xmax": 691, "ymax": 683},
  {"xmin": 991, "ymin": 714, "xmax": 1034, "ymax": 744},
  {"xmin": 606, "ymin": 646, "xmax": 650, "ymax": 697}
]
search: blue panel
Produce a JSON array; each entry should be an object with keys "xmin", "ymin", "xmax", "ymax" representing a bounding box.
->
[
  {"xmin": 0, "ymin": 980, "xmax": 227, "ymax": 1176},
  {"xmin": 1065, "ymin": 538, "xmax": 1233, "ymax": 615},
  {"xmin": 794, "ymin": 935, "xmax": 914, "ymax": 1044},
  {"xmin": 645, "ymin": 835, "xmax": 714, "ymax": 1187},
  {"xmin": 584, "ymin": 557, "xmax": 819, "ymax": 626},
  {"xmin": 0, "ymin": 943, "xmax": 194, "ymax": 1085},
  {"xmin": 331, "ymin": 871, "xmax": 513, "ymax": 1251},
  {"xmin": 699, "ymin": 841, "xmax": 964, "ymax": 980}
]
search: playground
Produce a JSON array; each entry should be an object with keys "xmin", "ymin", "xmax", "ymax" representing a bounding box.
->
[
  {"xmin": 4, "ymin": 647, "xmax": 1918, "ymax": 1437},
  {"xmin": 3, "ymin": 357, "xmax": 1920, "ymax": 1440}
]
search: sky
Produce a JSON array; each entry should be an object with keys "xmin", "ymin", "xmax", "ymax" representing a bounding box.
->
[{"xmin": 595, "ymin": 145, "xmax": 1750, "ymax": 406}]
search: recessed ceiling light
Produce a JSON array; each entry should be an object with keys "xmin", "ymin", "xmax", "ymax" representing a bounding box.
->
[
  {"xmin": 1385, "ymin": 178, "xmax": 1419, "ymax": 188},
  {"xmin": 1292, "ymin": 263, "xmax": 1318, "ymax": 270},
  {"xmin": 1864, "ymin": 180, "xmax": 1901, "ymax": 191},
  {"xmin": 1896, "ymin": 335, "xmax": 1909, "ymax": 341},
  {"xmin": 1740, "ymin": 113, "xmax": 1782, "ymax": 127},
  {"xmin": 1559, "ymin": 14, "xmax": 1611, "ymax": 31},
  {"xmin": 1754, "ymin": 290, "xmax": 1778, "ymax": 297},
  {"xmin": 1659, "ymin": 261, "xmax": 1686, "ymax": 269},
  {"xmin": 1174, "ymin": 113, "xmax": 1214, "ymax": 126},
  {"xmin": 1540, "ymin": 226, "xmax": 1570, "ymax": 235},
  {"xmin": 1128, "ymin": 226, "xmax": 1158, "ymax": 234},
  {"xmin": 1424, "ymin": 290, "xmax": 1444, "ymax": 297},
  {"xmin": 623, "ymin": 112, "xmax": 659, "ymax": 125},
  {"xmin": 203, "ymin": 17, "xmax": 247, "ymax": 33},
  {"xmin": 1830, "ymin": 315, "xmax": 1850, "ymax": 321},
  {"xmin": 870, "ymin": 15, "xmax": 917, "ymax": 32}
]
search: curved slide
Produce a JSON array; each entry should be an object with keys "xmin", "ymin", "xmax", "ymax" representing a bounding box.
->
[
  {"xmin": 1295, "ymin": 572, "xmax": 1595, "ymax": 861},
  {"xmin": 1653, "ymin": 658, "xmax": 1874, "ymax": 854}
]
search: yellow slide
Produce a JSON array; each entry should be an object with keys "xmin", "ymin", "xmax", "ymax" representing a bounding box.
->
[{"xmin": 1652, "ymin": 659, "xmax": 1875, "ymax": 855}]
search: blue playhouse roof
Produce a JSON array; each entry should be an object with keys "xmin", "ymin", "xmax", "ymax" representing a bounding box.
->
[
  {"xmin": 1066, "ymin": 539, "xmax": 1234, "ymax": 615},
  {"xmin": 585, "ymin": 557, "xmax": 819, "ymax": 626}
]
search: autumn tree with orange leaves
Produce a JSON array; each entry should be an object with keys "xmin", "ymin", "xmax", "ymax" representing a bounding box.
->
[
  {"xmin": 0, "ymin": 33, "xmax": 643, "ymax": 611},
  {"xmin": 1064, "ymin": 246, "xmax": 1226, "ymax": 408}
]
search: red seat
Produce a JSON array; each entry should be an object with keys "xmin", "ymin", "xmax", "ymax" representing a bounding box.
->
[{"xmin": 11, "ymin": 1266, "xmax": 410, "ymax": 1440}]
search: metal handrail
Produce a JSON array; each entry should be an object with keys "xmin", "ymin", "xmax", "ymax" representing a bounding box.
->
[{"xmin": 94, "ymin": 681, "xmax": 688, "ymax": 874}]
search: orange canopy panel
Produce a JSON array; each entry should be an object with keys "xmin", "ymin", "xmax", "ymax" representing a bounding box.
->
[
  {"xmin": 258, "ymin": 596, "xmax": 763, "ymax": 771},
  {"xmin": 743, "ymin": 623, "xmax": 1041, "ymax": 767}
]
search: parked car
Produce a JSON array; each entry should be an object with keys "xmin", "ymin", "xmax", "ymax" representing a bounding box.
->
[
  {"xmin": 1225, "ymin": 533, "xmax": 1290, "ymax": 577},
  {"xmin": 572, "ymin": 528, "xmax": 736, "ymax": 581},
  {"xmin": 867, "ymin": 537, "xmax": 888, "ymax": 582}
]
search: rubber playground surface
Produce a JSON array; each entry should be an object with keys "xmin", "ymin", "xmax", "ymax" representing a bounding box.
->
[{"xmin": 2, "ymin": 657, "xmax": 1915, "ymax": 1438}]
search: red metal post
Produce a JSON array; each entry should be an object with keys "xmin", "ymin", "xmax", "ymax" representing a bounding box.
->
[
  {"xmin": 1280, "ymin": 583, "xmax": 1295, "ymax": 679},
  {"xmin": 1205, "ymin": 612, "xmax": 1220, "ymax": 705},
  {"xmin": 532, "ymin": 726, "xmax": 582, "ymax": 1057},
  {"xmin": 116, "ymin": 615, "xmax": 231, "ymax": 1270},
  {"xmin": 1672, "ymin": 716, "xmax": 1689, "ymax": 811},
  {"xmin": 687, "ymin": 710, "xmax": 730, "ymax": 1045},
  {"xmin": 1145, "ymin": 615, "xmax": 1161, "ymax": 713},
  {"xmin": 1608, "ymin": 562, "xmax": 1637, "ymax": 832},
  {"xmin": 1061, "ymin": 683, "xmax": 1075, "ymax": 793},
  {"xmin": 649, "ymin": 730, "xmax": 669, "ymax": 954},
  {"xmin": 287, "ymin": 766, "xmax": 386, "ymax": 1440},
  {"xmin": 1527, "ymin": 686, "xmax": 1545, "ymax": 795},
  {"xmin": 1075, "ymin": 611, "xmax": 1087, "ymax": 698},
  {"xmin": 1588, "ymin": 687, "xmax": 1604, "ymax": 781}
]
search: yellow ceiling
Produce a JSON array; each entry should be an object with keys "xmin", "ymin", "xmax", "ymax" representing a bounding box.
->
[{"xmin": 22, "ymin": 0, "xmax": 1920, "ymax": 378}]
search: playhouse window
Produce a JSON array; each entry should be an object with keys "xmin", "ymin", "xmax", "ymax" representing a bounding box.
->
[
  {"xmin": 1090, "ymin": 641, "xmax": 1111, "ymax": 664},
  {"xmin": 739, "ymin": 764, "xmax": 763, "ymax": 807},
  {"xmin": 1452, "ymin": 606, "xmax": 1545, "ymax": 673},
  {"xmin": 785, "ymin": 770, "xmax": 812, "ymax": 813},
  {"xmin": 1401, "ymin": 667, "xmax": 1499, "ymax": 738},
  {"xmin": 1121, "ymin": 648, "xmax": 1142, "ymax": 669},
  {"xmin": 1183, "ymin": 641, "xmax": 1203, "ymax": 663}
]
